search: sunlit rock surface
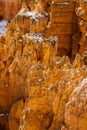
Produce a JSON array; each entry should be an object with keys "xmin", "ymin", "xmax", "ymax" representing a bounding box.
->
[
  {"xmin": 0, "ymin": 0, "xmax": 87, "ymax": 130},
  {"xmin": 9, "ymin": 58, "xmax": 87, "ymax": 130},
  {"xmin": 75, "ymin": 0, "xmax": 87, "ymax": 56},
  {"xmin": 64, "ymin": 78, "xmax": 87, "ymax": 130}
]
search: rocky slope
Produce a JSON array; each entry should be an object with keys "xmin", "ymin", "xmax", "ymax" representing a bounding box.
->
[{"xmin": 0, "ymin": 0, "xmax": 87, "ymax": 130}]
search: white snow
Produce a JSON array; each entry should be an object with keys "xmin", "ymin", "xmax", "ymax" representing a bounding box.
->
[
  {"xmin": 0, "ymin": 114, "xmax": 4, "ymax": 117},
  {"xmin": 38, "ymin": 78, "xmax": 43, "ymax": 82},
  {"xmin": 52, "ymin": 1, "xmax": 70, "ymax": 5},
  {"xmin": 0, "ymin": 113, "xmax": 9, "ymax": 117},
  {"xmin": 23, "ymin": 33, "xmax": 58, "ymax": 44},
  {"xmin": 17, "ymin": 8, "xmax": 48, "ymax": 22},
  {"xmin": 23, "ymin": 33, "xmax": 43, "ymax": 43},
  {"xmin": 0, "ymin": 20, "xmax": 8, "ymax": 36}
]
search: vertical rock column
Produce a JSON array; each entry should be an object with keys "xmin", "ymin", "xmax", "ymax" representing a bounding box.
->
[
  {"xmin": 0, "ymin": 0, "xmax": 3, "ymax": 17},
  {"xmin": 46, "ymin": 0, "xmax": 76, "ymax": 56},
  {"xmin": 75, "ymin": 0, "xmax": 87, "ymax": 55},
  {"xmin": 3, "ymin": 0, "xmax": 21, "ymax": 20}
]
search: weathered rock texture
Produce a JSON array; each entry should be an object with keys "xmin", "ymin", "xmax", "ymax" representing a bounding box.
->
[
  {"xmin": 0, "ymin": 0, "xmax": 87, "ymax": 130},
  {"xmin": 46, "ymin": 0, "xmax": 77, "ymax": 56},
  {"xmin": 75, "ymin": 0, "xmax": 87, "ymax": 56},
  {"xmin": 0, "ymin": 0, "xmax": 21, "ymax": 20}
]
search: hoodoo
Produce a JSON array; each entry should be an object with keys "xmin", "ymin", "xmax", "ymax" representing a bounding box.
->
[{"xmin": 0, "ymin": 0, "xmax": 87, "ymax": 130}]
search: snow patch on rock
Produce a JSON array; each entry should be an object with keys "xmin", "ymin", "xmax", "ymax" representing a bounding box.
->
[{"xmin": 0, "ymin": 20, "xmax": 8, "ymax": 36}]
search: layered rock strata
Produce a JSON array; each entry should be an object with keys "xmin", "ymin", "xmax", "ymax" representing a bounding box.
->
[{"xmin": 46, "ymin": 0, "xmax": 77, "ymax": 56}]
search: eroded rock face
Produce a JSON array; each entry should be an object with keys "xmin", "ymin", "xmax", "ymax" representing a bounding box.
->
[
  {"xmin": 19, "ymin": 98, "xmax": 53, "ymax": 130},
  {"xmin": 0, "ymin": 0, "xmax": 21, "ymax": 20},
  {"xmin": 46, "ymin": 0, "xmax": 77, "ymax": 56},
  {"xmin": 75, "ymin": 0, "xmax": 87, "ymax": 57},
  {"xmin": 9, "ymin": 100, "xmax": 24, "ymax": 130},
  {"xmin": 0, "ymin": 0, "xmax": 87, "ymax": 130},
  {"xmin": 63, "ymin": 78, "xmax": 87, "ymax": 130},
  {"xmin": 9, "ymin": 58, "xmax": 87, "ymax": 130}
]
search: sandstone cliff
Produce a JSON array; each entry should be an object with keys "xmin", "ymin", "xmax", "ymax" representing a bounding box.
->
[
  {"xmin": 0, "ymin": 0, "xmax": 21, "ymax": 20},
  {"xmin": 0, "ymin": 0, "xmax": 87, "ymax": 130}
]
